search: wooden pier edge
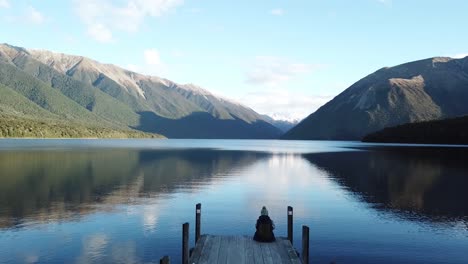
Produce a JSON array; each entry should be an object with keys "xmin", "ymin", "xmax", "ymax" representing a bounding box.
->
[
  {"xmin": 302, "ymin": 225, "xmax": 310, "ymax": 264},
  {"xmin": 196, "ymin": 203, "xmax": 201, "ymax": 243},
  {"xmin": 287, "ymin": 206, "xmax": 293, "ymax": 245},
  {"xmin": 182, "ymin": 222, "xmax": 189, "ymax": 264}
]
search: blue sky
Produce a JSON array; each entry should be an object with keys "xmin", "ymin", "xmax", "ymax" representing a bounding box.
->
[{"xmin": 1, "ymin": 0, "xmax": 468, "ymax": 120}]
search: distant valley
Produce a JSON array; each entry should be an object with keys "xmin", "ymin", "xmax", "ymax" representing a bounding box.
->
[{"xmin": 0, "ymin": 43, "xmax": 286, "ymax": 139}]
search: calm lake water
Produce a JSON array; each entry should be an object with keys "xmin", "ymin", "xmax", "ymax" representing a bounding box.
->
[{"xmin": 0, "ymin": 139, "xmax": 467, "ymax": 264}]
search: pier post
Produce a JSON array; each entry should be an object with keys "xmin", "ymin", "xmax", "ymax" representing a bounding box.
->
[
  {"xmin": 195, "ymin": 203, "xmax": 201, "ymax": 243},
  {"xmin": 302, "ymin": 225, "xmax": 310, "ymax": 264},
  {"xmin": 182, "ymin": 222, "xmax": 189, "ymax": 264},
  {"xmin": 287, "ymin": 206, "xmax": 293, "ymax": 244},
  {"xmin": 160, "ymin": 256, "xmax": 170, "ymax": 264}
]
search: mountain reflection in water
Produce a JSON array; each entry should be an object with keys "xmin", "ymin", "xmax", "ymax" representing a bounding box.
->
[
  {"xmin": 1, "ymin": 146, "xmax": 467, "ymax": 228},
  {"xmin": 0, "ymin": 149, "xmax": 267, "ymax": 229},
  {"xmin": 303, "ymin": 147, "xmax": 468, "ymax": 223},
  {"xmin": 0, "ymin": 140, "xmax": 467, "ymax": 264}
]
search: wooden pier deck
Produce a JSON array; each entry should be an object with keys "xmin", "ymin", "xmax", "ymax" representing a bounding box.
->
[
  {"xmin": 160, "ymin": 204, "xmax": 309, "ymax": 264},
  {"xmin": 189, "ymin": 235, "xmax": 301, "ymax": 264}
]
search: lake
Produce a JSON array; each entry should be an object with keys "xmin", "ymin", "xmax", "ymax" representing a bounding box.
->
[{"xmin": 0, "ymin": 139, "xmax": 467, "ymax": 264}]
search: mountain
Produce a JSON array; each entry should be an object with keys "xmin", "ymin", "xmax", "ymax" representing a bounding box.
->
[
  {"xmin": 362, "ymin": 115, "xmax": 468, "ymax": 145},
  {"xmin": 283, "ymin": 56, "xmax": 468, "ymax": 140},
  {"xmin": 0, "ymin": 44, "xmax": 282, "ymax": 138},
  {"xmin": 260, "ymin": 115, "xmax": 300, "ymax": 133}
]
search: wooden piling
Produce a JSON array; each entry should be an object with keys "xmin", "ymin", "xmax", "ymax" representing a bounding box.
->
[
  {"xmin": 195, "ymin": 203, "xmax": 201, "ymax": 243},
  {"xmin": 160, "ymin": 256, "xmax": 170, "ymax": 264},
  {"xmin": 182, "ymin": 222, "xmax": 189, "ymax": 264},
  {"xmin": 302, "ymin": 225, "xmax": 310, "ymax": 264},
  {"xmin": 287, "ymin": 206, "xmax": 293, "ymax": 244}
]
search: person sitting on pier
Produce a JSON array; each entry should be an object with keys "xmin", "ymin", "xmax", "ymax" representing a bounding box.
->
[{"xmin": 253, "ymin": 206, "xmax": 276, "ymax": 242}]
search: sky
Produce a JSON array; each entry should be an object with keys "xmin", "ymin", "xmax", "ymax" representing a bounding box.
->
[{"xmin": 1, "ymin": 0, "xmax": 468, "ymax": 121}]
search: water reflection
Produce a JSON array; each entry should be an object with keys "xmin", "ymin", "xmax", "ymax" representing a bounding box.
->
[
  {"xmin": 0, "ymin": 149, "xmax": 267, "ymax": 229},
  {"xmin": 2, "ymin": 146, "xmax": 467, "ymax": 227},
  {"xmin": 1, "ymin": 142, "xmax": 468, "ymax": 264},
  {"xmin": 303, "ymin": 146, "xmax": 468, "ymax": 222}
]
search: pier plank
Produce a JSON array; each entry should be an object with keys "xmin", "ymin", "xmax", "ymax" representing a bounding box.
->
[
  {"xmin": 216, "ymin": 236, "xmax": 230, "ymax": 263},
  {"xmin": 244, "ymin": 236, "xmax": 255, "ymax": 263},
  {"xmin": 190, "ymin": 235, "xmax": 207, "ymax": 263},
  {"xmin": 197, "ymin": 235, "xmax": 220, "ymax": 264},
  {"xmin": 226, "ymin": 236, "xmax": 244, "ymax": 264},
  {"xmin": 271, "ymin": 240, "xmax": 290, "ymax": 264},
  {"xmin": 252, "ymin": 238, "xmax": 265, "ymax": 264},
  {"xmin": 190, "ymin": 235, "xmax": 300, "ymax": 264}
]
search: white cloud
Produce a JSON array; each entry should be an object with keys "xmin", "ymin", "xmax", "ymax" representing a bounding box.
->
[
  {"xmin": 245, "ymin": 56, "xmax": 323, "ymax": 86},
  {"xmin": 27, "ymin": 6, "xmax": 45, "ymax": 24},
  {"xmin": 0, "ymin": 0, "xmax": 9, "ymax": 8},
  {"xmin": 126, "ymin": 49, "xmax": 167, "ymax": 76},
  {"xmin": 270, "ymin": 8, "xmax": 284, "ymax": 16},
  {"xmin": 144, "ymin": 49, "xmax": 162, "ymax": 65},
  {"xmin": 143, "ymin": 48, "xmax": 168, "ymax": 74},
  {"xmin": 240, "ymin": 89, "xmax": 333, "ymax": 121},
  {"xmin": 87, "ymin": 23, "xmax": 113, "ymax": 43},
  {"xmin": 452, "ymin": 53, "xmax": 468, "ymax": 59},
  {"xmin": 74, "ymin": 0, "xmax": 184, "ymax": 42}
]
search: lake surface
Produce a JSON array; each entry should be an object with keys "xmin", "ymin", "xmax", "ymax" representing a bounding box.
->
[{"xmin": 0, "ymin": 139, "xmax": 467, "ymax": 264}]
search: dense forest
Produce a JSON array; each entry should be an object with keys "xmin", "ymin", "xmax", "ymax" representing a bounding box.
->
[
  {"xmin": 362, "ymin": 115, "xmax": 468, "ymax": 145},
  {"xmin": 0, "ymin": 114, "xmax": 162, "ymax": 138}
]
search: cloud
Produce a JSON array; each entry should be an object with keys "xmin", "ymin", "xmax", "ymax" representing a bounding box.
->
[
  {"xmin": 87, "ymin": 23, "xmax": 113, "ymax": 43},
  {"xmin": 144, "ymin": 48, "xmax": 167, "ymax": 74},
  {"xmin": 240, "ymin": 89, "xmax": 333, "ymax": 121},
  {"xmin": 144, "ymin": 49, "xmax": 162, "ymax": 65},
  {"xmin": 126, "ymin": 49, "xmax": 167, "ymax": 76},
  {"xmin": 245, "ymin": 56, "xmax": 323, "ymax": 86},
  {"xmin": 3, "ymin": 5, "xmax": 46, "ymax": 24},
  {"xmin": 0, "ymin": 0, "xmax": 9, "ymax": 8},
  {"xmin": 452, "ymin": 53, "xmax": 468, "ymax": 59},
  {"xmin": 270, "ymin": 8, "xmax": 284, "ymax": 16},
  {"xmin": 26, "ymin": 6, "xmax": 45, "ymax": 24},
  {"xmin": 74, "ymin": 0, "xmax": 184, "ymax": 42}
]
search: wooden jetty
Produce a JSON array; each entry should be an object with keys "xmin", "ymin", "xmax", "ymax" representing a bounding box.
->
[
  {"xmin": 189, "ymin": 235, "xmax": 301, "ymax": 264},
  {"xmin": 160, "ymin": 204, "xmax": 310, "ymax": 264}
]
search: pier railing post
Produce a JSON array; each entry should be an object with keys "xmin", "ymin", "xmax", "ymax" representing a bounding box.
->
[
  {"xmin": 302, "ymin": 225, "xmax": 310, "ymax": 264},
  {"xmin": 182, "ymin": 222, "xmax": 189, "ymax": 264},
  {"xmin": 195, "ymin": 203, "xmax": 201, "ymax": 243},
  {"xmin": 287, "ymin": 206, "xmax": 293, "ymax": 244},
  {"xmin": 160, "ymin": 256, "xmax": 170, "ymax": 264}
]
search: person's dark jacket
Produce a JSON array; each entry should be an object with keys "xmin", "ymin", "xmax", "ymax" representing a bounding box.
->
[{"xmin": 253, "ymin": 215, "xmax": 276, "ymax": 242}]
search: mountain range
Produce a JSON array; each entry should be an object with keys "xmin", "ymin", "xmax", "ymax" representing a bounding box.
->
[
  {"xmin": 3, "ymin": 43, "xmax": 467, "ymax": 141},
  {"xmin": 0, "ymin": 43, "xmax": 284, "ymax": 139},
  {"xmin": 283, "ymin": 56, "xmax": 468, "ymax": 140}
]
